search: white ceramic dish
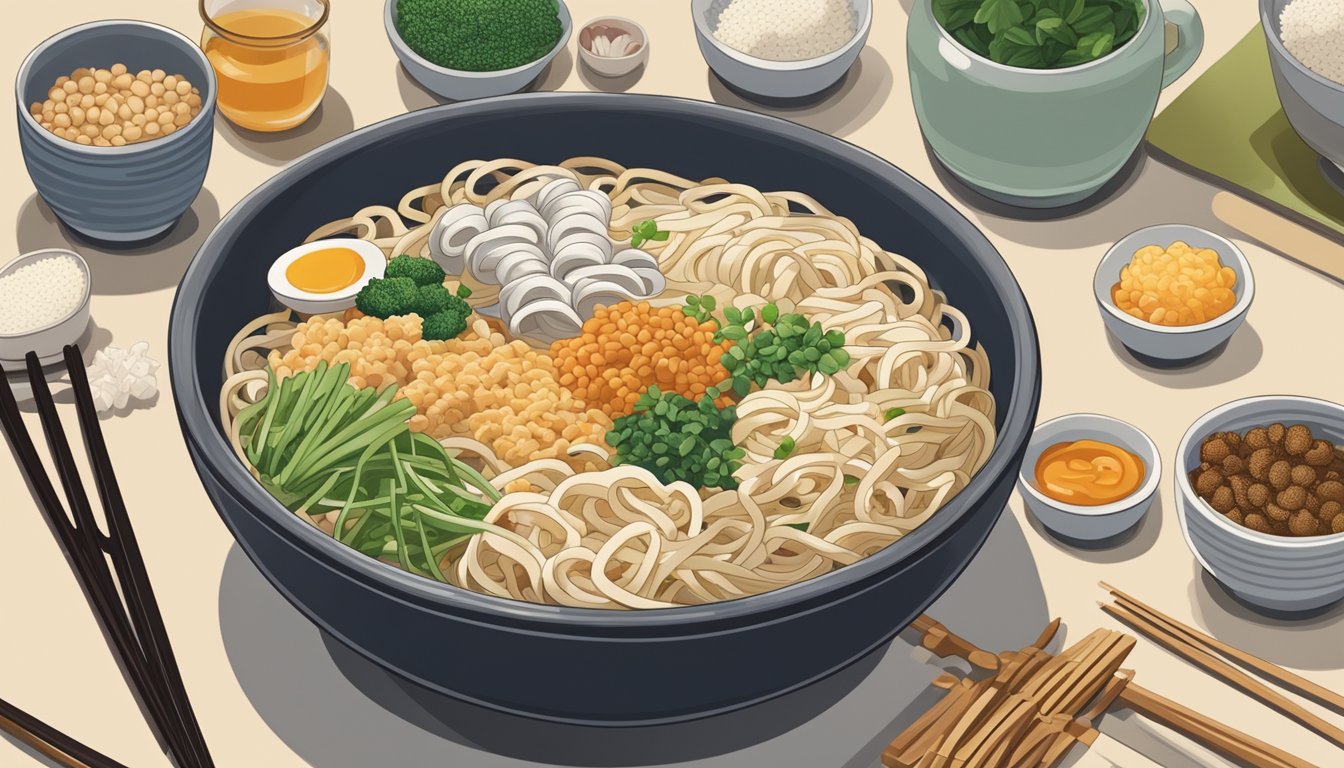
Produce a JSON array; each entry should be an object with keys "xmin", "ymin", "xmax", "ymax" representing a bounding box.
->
[
  {"xmin": 1018, "ymin": 413, "xmax": 1160, "ymax": 544},
  {"xmin": 0, "ymin": 248, "xmax": 92, "ymax": 366},
  {"xmin": 690, "ymin": 0, "xmax": 871, "ymax": 100},
  {"xmin": 1094, "ymin": 224, "xmax": 1254, "ymax": 366},
  {"xmin": 1176, "ymin": 396, "xmax": 1344, "ymax": 616},
  {"xmin": 385, "ymin": 0, "xmax": 572, "ymax": 101},
  {"xmin": 266, "ymin": 239, "xmax": 386, "ymax": 315},
  {"xmin": 578, "ymin": 17, "xmax": 648, "ymax": 78}
]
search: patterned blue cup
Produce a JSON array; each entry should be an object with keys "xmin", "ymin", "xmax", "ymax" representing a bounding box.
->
[{"xmin": 16, "ymin": 20, "xmax": 217, "ymax": 244}]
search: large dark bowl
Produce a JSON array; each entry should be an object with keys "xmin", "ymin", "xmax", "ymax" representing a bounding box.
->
[{"xmin": 170, "ymin": 93, "xmax": 1040, "ymax": 726}]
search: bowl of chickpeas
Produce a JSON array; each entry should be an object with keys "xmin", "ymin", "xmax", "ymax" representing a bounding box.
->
[
  {"xmin": 1093, "ymin": 223, "xmax": 1255, "ymax": 366},
  {"xmin": 16, "ymin": 20, "xmax": 217, "ymax": 244}
]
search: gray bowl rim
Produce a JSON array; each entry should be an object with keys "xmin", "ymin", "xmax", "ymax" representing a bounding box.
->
[
  {"xmin": 691, "ymin": 0, "xmax": 872, "ymax": 71},
  {"xmin": 170, "ymin": 91, "xmax": 1041, "ymax": 630},
  {"xmin": 1093, "ymin": 223, "xmax": 1255, "ymax": 336},
  {"xmin": 14, "ymin": 18, "xmax": 217, "ymax": 156},
  {"xmin": 0, "ymin": 248, "xmax": 92, "ymax": 340},
  {"xmin": 1176, "ymin": 395, "xmax": 1344, "ymax": 550},
  {"xmin": 1261, "ymin": 0, "xmax": 1344, "ymax": 97},
  {"xmin": 1017, "ymin": 412, "xmax": 1161, "ymax": 517},
  {"xmin": 383, "ymin": 0, "xmax": 573, "ymax": 79}
]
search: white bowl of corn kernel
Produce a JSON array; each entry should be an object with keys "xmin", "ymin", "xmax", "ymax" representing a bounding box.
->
[{"xmin": 1093, "ymin": 224, "xmax": 1255, "ymax": 366}]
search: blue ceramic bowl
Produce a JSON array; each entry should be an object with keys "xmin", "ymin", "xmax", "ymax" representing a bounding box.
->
[
  {"xmin": 16, "ymin": 20, "xmax": 217, "ymax": 244},
  {"xmin": 170, "ymin": 93, "xmax": 1041, "ymax": 725}
]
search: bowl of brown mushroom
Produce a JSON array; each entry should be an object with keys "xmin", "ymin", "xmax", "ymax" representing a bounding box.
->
[{"xmin": 1177, "ymin": 395, "xmax": 1344, "ymax": 616}]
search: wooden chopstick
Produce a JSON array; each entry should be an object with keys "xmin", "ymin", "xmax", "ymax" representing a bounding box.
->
[
  {"xmin": 64, "ymin": 347, "xmax": 214, "ymax": 768},
  {"xmin": 1121, "ymin": 682, "xmax": 1314, "ymax": 768},
  {"xmin": 909, "ymin": 614, "xmax": 1001, "ymax": 670},
  {"xmin": 1101, "ymin": 582, "xmax": 1344, "ymax": 715},
  {"xmin": 0, "ymin": 697, "xmax": 128, "ymax": 768},
  {"xmin": 1101, "ymin": 600, "xmax": 1344, "ymax": 750},
  {"xmin": 903, "ymin": 614, "xmax": 1314, "ymax": 768}
]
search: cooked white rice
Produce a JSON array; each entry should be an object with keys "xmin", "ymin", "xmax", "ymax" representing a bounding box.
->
[
  {"xmin": 1281, "ymin": 0, "xmax": 1344, "ymax": 86},
  {"xmin": 710, "ymin": 0, "xmax": 857, "ymax": 62},
  {"xmin": 0, "ymin": 254, "xmax": 86, "ymax": 335}
]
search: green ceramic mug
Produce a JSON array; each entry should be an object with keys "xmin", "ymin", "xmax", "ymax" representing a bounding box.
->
[{"xmin": 908, "ymin": 0, "xmax": 1203, "ymax": 208}]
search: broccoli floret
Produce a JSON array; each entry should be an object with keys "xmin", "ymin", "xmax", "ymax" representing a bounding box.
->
[
  {"xmin": 355, "ymin": 277, "xmax": 419, "ymax": 319},
  {"xmin": 422, "ymin": 308, "xmax": 470, "ymax": 341},
  {"xmin": 385, "ymin": 254, "xmax": 446, "ymax": 287},
  {"xmin": 412, "ymin": 284, "xmax": 459, "ymax": 317}
]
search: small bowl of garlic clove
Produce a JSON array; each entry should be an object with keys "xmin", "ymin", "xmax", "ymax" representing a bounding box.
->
[{"xmin": 578, "ymin": 17, "xmax": 648, "ymax": 79}]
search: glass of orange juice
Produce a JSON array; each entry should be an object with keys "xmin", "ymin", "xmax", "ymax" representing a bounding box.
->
[{"xmin": 200, "ymin": 0, "xmax": 330, "ymax": 132}]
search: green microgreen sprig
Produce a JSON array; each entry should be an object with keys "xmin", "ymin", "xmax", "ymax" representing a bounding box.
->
[{"xmin": 630, "ymin": 219, "xmax": 670, "ymax": 249}]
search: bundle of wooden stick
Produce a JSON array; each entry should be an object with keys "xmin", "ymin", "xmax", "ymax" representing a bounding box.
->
[{"xmin": 883, "ymin": 605, "xmax": 1314, "ymax": 768}]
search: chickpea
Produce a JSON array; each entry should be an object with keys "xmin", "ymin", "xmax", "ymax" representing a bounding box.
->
[{"xmin": 36, "ymin": 63, "xmax": 201, "ymax": 146}]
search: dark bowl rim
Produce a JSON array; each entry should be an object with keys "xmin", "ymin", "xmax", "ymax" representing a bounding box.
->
[
  {"xmin": 14, "ymin": 18, "xmax": 218, "ymax": 156},
  {"xmin": 169, "ymin": 92, "xmax": 1041, "ymax": 630}
]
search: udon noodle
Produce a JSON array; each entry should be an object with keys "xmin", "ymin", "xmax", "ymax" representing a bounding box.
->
[{"xmin": 221, "ymin": 157, "xmax": 996, "ymax": 609}]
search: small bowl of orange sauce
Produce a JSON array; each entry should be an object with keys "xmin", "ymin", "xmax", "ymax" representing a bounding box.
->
[
  {"xmin": 1018, "ymin": 413, "xmax": 1161, "ymax": 546},
  {"xmin": 266, "ymin": 238, "xmax": 385, "ymax": 315}
]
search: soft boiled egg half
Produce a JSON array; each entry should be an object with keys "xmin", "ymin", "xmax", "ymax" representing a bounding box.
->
[{"xmin": 267, "ymin": 239, "xmax": 386, "ymax": 315}]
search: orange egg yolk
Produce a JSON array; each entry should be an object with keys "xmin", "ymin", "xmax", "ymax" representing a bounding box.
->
[
  {"xmin": 1034, "ymin": 439, "xmax": 1145, "ymax": 506},
  {"xmin": 286, "ymin": 248, "xmax": 365, "ymax": 294}
]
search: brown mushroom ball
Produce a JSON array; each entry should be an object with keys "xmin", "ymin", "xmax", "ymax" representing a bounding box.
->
[{"xmin": 1289, "ymin": 510, "xmax": 1320, "ymax": 536}]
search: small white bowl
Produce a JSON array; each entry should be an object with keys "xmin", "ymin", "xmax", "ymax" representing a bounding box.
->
[
  {"xmin": 1094, "ymin": 224, "xmax": 1254, "ymax": 366},
  {"xmin": 578, "ymin": 17, "xmax": 648, "ymax": 79},
  {"xmin": 1177, "ymin": 396, "xmax": 1344, "ymax": 616},
  {"xmin": 385, "ymin": 0, "xmax": 572, "ymax": 101},
  {"xmin": 267, "ymin": 239, "xmax": 386, "ymax": 316},
  {"xmin": 1018, "ymin": 413, "xmax": 1161, "ymax": 545},
  {"xmin": 691, "ymin": 0, "xmax": 871, "ymax": 100},
  {"xmin": 0, "ymin": 248, "xmax": 92, "ymax": 366}
]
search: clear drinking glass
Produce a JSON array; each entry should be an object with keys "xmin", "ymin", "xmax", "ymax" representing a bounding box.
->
[{"xmin": 200, "ymin": 0, "xmax": 330, "ymax": 132}]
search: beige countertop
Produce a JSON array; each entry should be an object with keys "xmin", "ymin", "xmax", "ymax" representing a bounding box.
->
[{"xmin": 3, "ymin": 2, "xmax": 1342, "ymax": 767}]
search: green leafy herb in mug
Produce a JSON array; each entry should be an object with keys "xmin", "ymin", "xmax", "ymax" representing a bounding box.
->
[{"xmin": 933, "ymin": 0, "xmax": 1146, "ymax": 69}]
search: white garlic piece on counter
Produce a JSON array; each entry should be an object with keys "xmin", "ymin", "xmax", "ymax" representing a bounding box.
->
[{"xmin": 86, "ymin": 341, "xmax": 160, "ymax": 415}]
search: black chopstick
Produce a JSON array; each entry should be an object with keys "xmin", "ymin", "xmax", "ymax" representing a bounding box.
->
[
  {"xmin": 63, "ymin": 346, "xmax": 214, "ymax": 768},
  {"xmin": 6, "ymin": 354, "xmax": 196, "ymax": 768},
  {"xmin": 0, "ymin": 695, "xmax": 129, "ymax": 768},
  {"xmin": 0, "ymin": 350, "xmax": 211, "ymax": 768}
]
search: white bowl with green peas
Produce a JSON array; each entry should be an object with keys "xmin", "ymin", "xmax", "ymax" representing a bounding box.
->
[{"xmin": 385, "ymin": 0, "xmax": 572, "ymax": 101}]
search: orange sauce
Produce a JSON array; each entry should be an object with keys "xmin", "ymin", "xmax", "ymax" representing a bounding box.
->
[
  {"xmin": 286, "ymin": 248, "xmax": 364, "ymax": 294},
  {"xmin": 203, "ymin": 7, "xmax": 329, "ymax": 132},
  {"xmin": 1034, "ymin": 440, "xmax": 1145, "ymax": 506}
]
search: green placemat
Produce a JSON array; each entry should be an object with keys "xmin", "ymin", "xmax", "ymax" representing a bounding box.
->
[{"xmin": 1147, "ymin": 25, "xmax": 1344, "ymax": 242}]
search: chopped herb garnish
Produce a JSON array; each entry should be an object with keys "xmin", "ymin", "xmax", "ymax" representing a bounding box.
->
[
  {"xmin": 631, "ymin": 218, "xmax": 671, "ymax": 248},
  {"xmin": 774, "ymin": 436, "xmax": 797, "ymax": 460}
]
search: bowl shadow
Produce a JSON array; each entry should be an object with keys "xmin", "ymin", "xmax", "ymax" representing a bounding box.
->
[
  {"xmin": 214, "ymin": 88, "xmax": 355, "ymax": 166},
  {"xmin": 14, "ymin": 192, "xmax": 219, "ymax": 295},
  {"xmin": 218, "ymin": 508, "xmax": 1048, "ymax": 766},
  {"xmin": 705, "ymin": 46, "xmax": 893, "ymax": 138},
  {"xmin": 1190, "ymin": 562, "xmax": 1344, "ymax": 671},
  {"xmin": 1025, "ymin": 495, "xmax": 1165, "ymax": 564},
  {"xmin": 1103, "ymin": 322, "xmax": 1264, "ymax": 388},
  {"xmin": 395, "ymin": 48, "xmax": 576, "ymax": 113}
]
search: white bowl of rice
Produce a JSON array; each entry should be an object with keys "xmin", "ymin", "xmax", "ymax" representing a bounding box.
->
[
  {"xmin": 692, "ymin": 0, "xmax": 872, "ymax": 100},
  {"xmin": 0, "ymin": 248, "xmax": 91, "ymax": 366},
  {"xmin": 1263, "ymin": 0, "xmax": 1344, "ymax": 173}
]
